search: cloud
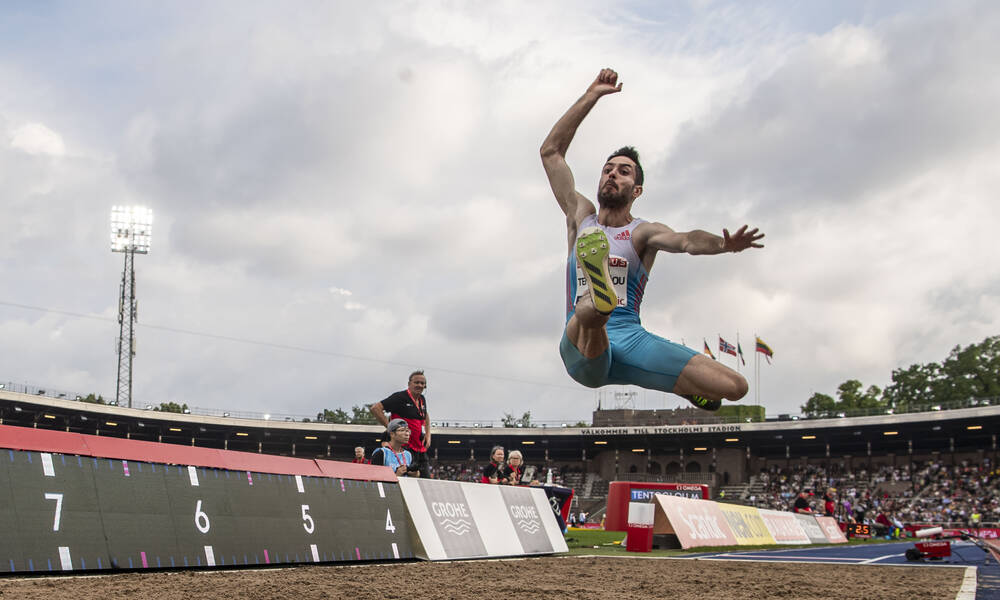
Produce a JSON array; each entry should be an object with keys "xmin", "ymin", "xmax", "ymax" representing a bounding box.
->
[
  {"xmin": 9, "ymin": 122, "xmax": 66, "ymax": 156},
  {"xmin": 2, "ymin": 1, "xmax": 999, "ymax": 424}
]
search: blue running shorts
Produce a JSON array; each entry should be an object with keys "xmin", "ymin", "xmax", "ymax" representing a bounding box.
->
[{"xmin": 559, "ymin": 320, "xmax": 698, "ymax": 393}]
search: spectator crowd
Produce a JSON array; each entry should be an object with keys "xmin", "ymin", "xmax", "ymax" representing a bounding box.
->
[{"xmin": 747, "ymin": 459, "xmax": 999, "ymax": 529}]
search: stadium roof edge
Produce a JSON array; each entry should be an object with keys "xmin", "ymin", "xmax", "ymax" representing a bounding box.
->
[{"xmin": 3, "ymin": 389, "xmax": 997, "ymax": 438}]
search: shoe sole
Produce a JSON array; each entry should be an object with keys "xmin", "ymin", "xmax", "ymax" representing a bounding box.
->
[
  {"xmin": 576, "ymin": 228, "xmax": 618, "ymax": 314},
  {"xmin": 684, "ymin": 395, "xmax": 722, "ymax": 412}
]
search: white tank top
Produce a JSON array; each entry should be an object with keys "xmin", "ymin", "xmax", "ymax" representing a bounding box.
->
[{"xmin": 566, "ymin": 214, "xmax": 650, "ymax": 323}]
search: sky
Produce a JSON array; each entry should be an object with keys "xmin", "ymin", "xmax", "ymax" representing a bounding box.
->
[{"xmin": 2, "ymin": 1, "xmax": 998, "ymax": 425}]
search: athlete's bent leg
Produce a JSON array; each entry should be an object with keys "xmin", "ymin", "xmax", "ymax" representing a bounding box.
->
[
  {"xmin": 672, "ymin": 354, "xmax": 749, "ymax": 402},
  {"xmin": 565, "ymin": 297, "xmax": 611, "ymax": 359}
]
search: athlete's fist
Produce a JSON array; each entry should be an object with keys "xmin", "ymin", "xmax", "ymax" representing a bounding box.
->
[{"xmin": 588, "ymin": 68, "xmax": 623, "ymax": 97}]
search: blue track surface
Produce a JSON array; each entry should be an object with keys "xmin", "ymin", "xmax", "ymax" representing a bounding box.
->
[{"xmin": 682, "ymin": 541, "xmax": 998, "ymax": 599}]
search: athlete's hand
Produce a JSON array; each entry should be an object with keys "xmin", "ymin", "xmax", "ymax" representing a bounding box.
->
[
  {"xmin": 722, "ymin": 225, "xmax": 765, "ymax": 253},
  {"xmin": 587, "ymin": 68, "xmax": 623, "ymax": 97}
]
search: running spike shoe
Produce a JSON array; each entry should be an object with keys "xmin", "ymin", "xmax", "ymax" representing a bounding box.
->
[
  {"xmin": 682, "ymin": 394, "xmax": 722, "ymax": 412},
  {"xmin": 576, "ymin": 227, "xmax": 618, "ymax": 315}
]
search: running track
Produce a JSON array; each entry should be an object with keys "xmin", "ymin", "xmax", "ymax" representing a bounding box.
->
[{"xmin": 681, "ymin": 541, "xmax": 997, "ymax": 600}]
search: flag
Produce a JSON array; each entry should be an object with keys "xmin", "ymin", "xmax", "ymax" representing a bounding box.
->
[
  {"xmin": 737, "ymin": 342, "xmax": 746, "ymax": 366},
  {"xmin": 703, "ymin": 339, "xmax": 716, "ymax": 360},
  {"xmin": 756, "ymin": 336, "xmax": 774, "ymax": 364},
  {"xmin": 719, "ymin": 337, "xmax": 737, "ymax": 357}
]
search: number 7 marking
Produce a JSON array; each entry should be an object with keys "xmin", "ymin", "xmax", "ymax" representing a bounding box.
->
[{"xmin": 44, "ymin": 493, "xmax": 64, "ymax": 532}]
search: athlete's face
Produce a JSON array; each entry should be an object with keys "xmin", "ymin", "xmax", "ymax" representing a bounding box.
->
[
  {"xmin": 408, "ymin": 374, "xmax": 427, "ymax": 396},
  {"xmin": 598, "ymin": 156, "xmax": 642, "ymax": 209}
]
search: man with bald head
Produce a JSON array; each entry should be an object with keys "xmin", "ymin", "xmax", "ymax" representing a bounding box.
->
[{"xmin": 540, "ymin": 68, "xmax": 764, "ymax": 411}]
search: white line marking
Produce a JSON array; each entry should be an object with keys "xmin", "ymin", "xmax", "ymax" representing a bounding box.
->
[
  {"xmin": 717, "ymin": 553, "xmax": 862, "ymax": 561},
  {"xmin": 204, "ymin": 546, "xmax": 215, "ymax": 567},
  {"xmin": 310, "ymin": 544, "xmax": 320, "ymax": 562},
  {"xmin": 860, "ymin": 553, "xmax": 901, "ymax": 564},
  {"xmin": 392, "ymin": 543, "xmax": 399, "ymax": 559},
  {"xmin": 378, "ymin": 482, "xmax": 385, "ymax": 498},
  {"xmin": 955, "ymin": 567, "xmax": 977, "ymax": 600},
  {"xmin": 295, "ymin": 475, "xmax": 304, "ymax": 493},
  {"xmin": 58, "ymin": 547, "xmax": 72, "ymax": 571},
  {"xmin": 188, "ymin": 466, "xmax": 199, "ymax": 486},
  {"xmin": 955, "ymin": 566, "xmax": 977, "ymax": 600},
  {"xmin": 42, "ymin": 453, "xmax": 55, "ymax": 477}
]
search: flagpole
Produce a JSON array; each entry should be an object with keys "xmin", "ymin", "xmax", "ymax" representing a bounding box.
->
[
  {"xmin": 755, "ymin": 332, "xmax": 760, "ymax": 409},
  {"xmin": 736, "ymin": 331, "xmax": 741, "ymax": 375}
]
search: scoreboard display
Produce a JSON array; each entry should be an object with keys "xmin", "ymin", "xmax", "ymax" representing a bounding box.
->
[
  {"xmin": 1, "ymin": 448, "xmax": 414, "ymax": 573},
  {"xmin": 845, "ymin": 522, "xmax": 872, "ymax": 539}
]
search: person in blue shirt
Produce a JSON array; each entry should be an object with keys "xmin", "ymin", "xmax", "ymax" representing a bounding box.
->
[{"xmin": 370, "ymin": 419, "xmax": 416, "ymax": 477}]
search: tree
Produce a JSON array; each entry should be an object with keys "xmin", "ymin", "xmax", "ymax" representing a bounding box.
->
[
  {"xmin": 501, "ymin": 411, "xmax": 533, "ymax": 428},
  {"xmin": 154, "ymin": 402, "xmax": 188, "ymax": 414},
  {"xmin": 316, "ymin": 405, "xmax": 378, "ymax": 425},
  {"xmin": 717, "ymin": 404, "xmax": 765, "ymax": 422},
  {"xmin": 79, "ymin": 393, "xmax": 105, "ymax": 405},
  {"xmin": 350, "ymin": 405, "xmax": 378, "ymax": 425},
  {"xmin": 883, "ymin": 363, "xmax": 943, "ymax": 411},
  {"xmin": 801, "ymin": 393, "xmax": 836, "ymax": 418},
  {"xmin": 939, "ymin": 336, "xmax": 1000, "ymax": 403}
]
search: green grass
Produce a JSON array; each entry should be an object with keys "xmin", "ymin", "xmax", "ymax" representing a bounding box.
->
[{"xmin": 563, "ymin": 528, "xmax": 906, "ymax": 557}]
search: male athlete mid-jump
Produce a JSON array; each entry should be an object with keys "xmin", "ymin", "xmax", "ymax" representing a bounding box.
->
[{"xmin": 540, "ymin": 68, "xmax": 764, "ymax": 411}]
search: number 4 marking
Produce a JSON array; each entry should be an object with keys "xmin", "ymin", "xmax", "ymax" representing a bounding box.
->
[
  {"xmin": 385, "ymin": 509, "xmax": 395, "ymax": 533},
  {"xmin": 44, "ymin": 493, "xmax": 63, "ymax": 532}
]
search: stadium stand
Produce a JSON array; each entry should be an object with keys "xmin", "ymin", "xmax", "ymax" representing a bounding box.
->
[{"xmin": 2, "ymin": 383, "xmax": 998, "ymax": 529}]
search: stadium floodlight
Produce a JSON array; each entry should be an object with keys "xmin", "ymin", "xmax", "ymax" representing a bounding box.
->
[
  {"xmin": 110, "ymin": 206, "xmax": 153, "ymax": 254},
  {"xmin": 110, "ymin": 205, "xmax": 153, "ymax": 409}
]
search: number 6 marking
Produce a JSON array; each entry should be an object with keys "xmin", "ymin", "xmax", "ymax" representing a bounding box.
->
[
  {"xmin": 44, "ymin": 493, "xmax": 63, "ymax": 532},
  {"xmin": 195, "ymin": 499, "xmax": 211, "ymax": 533},
  {"xmin": 301, "ymin": 505, "xmax": 315, "ymax": 534}
]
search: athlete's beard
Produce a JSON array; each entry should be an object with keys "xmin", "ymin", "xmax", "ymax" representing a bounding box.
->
[{"xmin": 598, "ymin": 184, "xmax": 631, "ymax": 210}]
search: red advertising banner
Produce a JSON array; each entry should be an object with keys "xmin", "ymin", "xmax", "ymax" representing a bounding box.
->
[
  {"xmin": 758, "ymin": 509, "xmax": 810, "ymax": 544},
  {"xmin": 605, "ymin": 482, "xmax": 708, "ymax": 531},
  {"xmin": 815, "ymin": 516, "xmax": 848, "ymax": 543},
  {"xmin": 652, "ymin": 495, "xmax": 737, "ymax": 549}
]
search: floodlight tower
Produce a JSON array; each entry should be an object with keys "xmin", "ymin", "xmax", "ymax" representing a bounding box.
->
[{"xmin": 110, "ymin": 206, "xmax": 152, "ymax": 408}]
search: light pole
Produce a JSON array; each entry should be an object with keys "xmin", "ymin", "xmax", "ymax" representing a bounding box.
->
[{"xmin": 110, "ymin": 206, "xmax": 152, "ymax": 408}]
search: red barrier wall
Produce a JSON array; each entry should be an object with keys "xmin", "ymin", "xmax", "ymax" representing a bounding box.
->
[{"xmin": 0, "ymin": 424, "xmax": 394, "ymax": 482}]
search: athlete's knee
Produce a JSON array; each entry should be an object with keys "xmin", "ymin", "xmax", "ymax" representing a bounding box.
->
[
  {"xmin": 727, "ymin": 373, "xmax": 749, "ymax": 400},
  {"xmin": 573, "ymin": 297, "xmax": 609, "ymax": 328}
]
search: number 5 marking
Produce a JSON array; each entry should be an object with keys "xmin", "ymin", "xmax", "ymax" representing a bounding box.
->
[
  {"xmin": 301, "ymin": 505, "xmax": 315, "ymax": 534},
  {"xmin": 44, "ymin": 493, "xmax": 63, "ymax": 532}
]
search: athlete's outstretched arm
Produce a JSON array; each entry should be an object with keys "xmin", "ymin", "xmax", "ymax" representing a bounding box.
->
[
  {"xmin": 636, "ymin": 223, "xmax": 765, "ymax": 256},
  {"xmin": 540, "ymin": 68, "xmax": 622, "ymax": 226}
]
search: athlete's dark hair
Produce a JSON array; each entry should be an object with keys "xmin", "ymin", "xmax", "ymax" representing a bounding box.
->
[
  {"xmin": 607, "ymin": 146, "xmax": 644, "ymax": 186},
  {"xmin": 408, "ymin": 370, "xmax": 425, "ymax": 382}
]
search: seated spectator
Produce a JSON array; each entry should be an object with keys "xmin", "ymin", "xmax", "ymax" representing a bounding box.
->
[
  {"xmin": 793, "ymin": 491, "xmax": 813, "ymax": 514},
  {"xmin": 481, "ymin": 446, "xmax": 506, "ymax": 484},
  {"xmin": 370, "ymin": 419, "xmax": 417, "ymax": 477},
  {"xmin": 504, "ymin": 450, "xmax": 538, "ymax": 485},
  {"xmin": 352, "ymin": 446, "xmax": 368, "ymax": 464}
]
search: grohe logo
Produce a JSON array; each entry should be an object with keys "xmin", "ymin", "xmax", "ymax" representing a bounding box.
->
[
  {"xmin": 509, "ymin": 504, "xmax": 541, "ymax": 535},
  {"xmin": 431, "ymin": 501, "xmax": 472, "ymax": 536}
]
